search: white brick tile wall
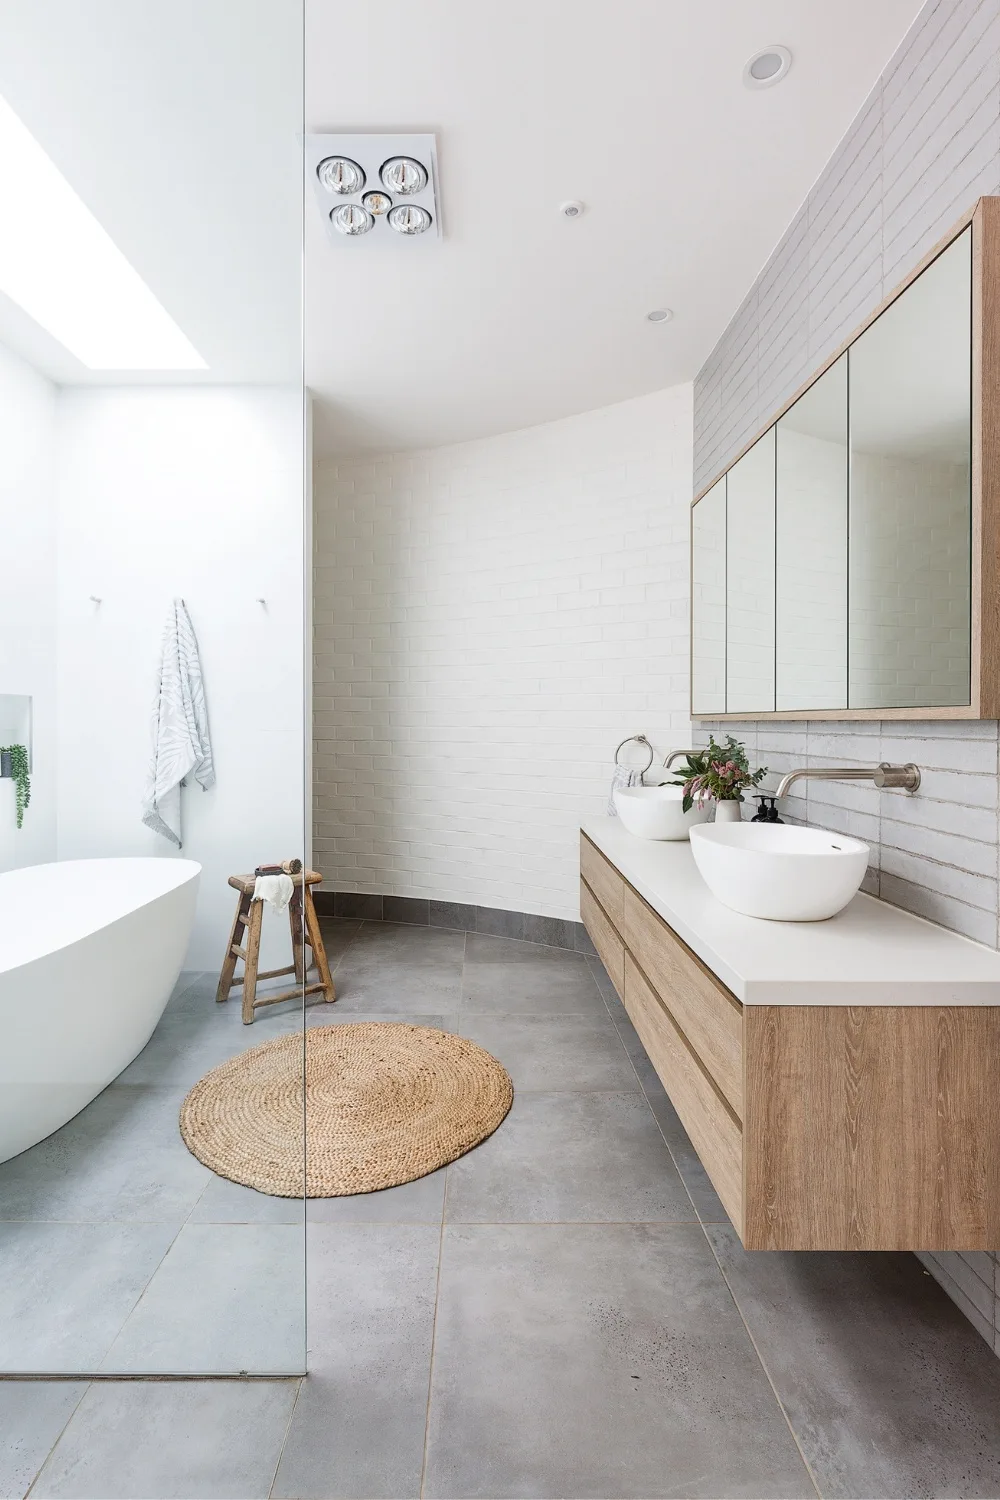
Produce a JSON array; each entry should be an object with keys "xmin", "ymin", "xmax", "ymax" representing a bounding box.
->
[
  {"xmin": 314, "ymin": 386, "xmax": 693, "ymax": 921},
  {"xmin": 693, "ymin": 0, "xmax": 1000, "ymax": 1349}
]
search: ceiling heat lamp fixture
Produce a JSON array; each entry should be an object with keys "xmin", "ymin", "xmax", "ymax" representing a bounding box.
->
[
  {"xmin": 317, "ymin": 156, "xmax": 365, "ymax": 194},
  {"xmin": 308, "ymin": 133, "xmax": 440, "ymax": 246}
]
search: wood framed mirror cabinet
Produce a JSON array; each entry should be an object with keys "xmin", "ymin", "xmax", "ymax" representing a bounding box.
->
[{"xmin": 691, "ymin": 196, "xmax": 1000, "ymax": 721}]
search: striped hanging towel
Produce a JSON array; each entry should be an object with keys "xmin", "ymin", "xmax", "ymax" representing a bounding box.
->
[{"xmin": 141, "ymin": 599, "xmax": 215, "ymax": 847}]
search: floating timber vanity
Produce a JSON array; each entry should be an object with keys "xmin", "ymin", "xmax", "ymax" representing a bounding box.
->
[{"xmin": 580, "ymin": 818, "xmax": 1000, "ymax": 1252}]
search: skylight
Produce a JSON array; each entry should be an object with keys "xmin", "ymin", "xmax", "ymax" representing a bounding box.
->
[{"xmin": 0, "ymin": 95, "xmax": 207, "ymax": 370}]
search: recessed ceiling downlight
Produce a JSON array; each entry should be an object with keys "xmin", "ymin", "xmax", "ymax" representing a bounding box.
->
[
  {"xmin": 317, "ymin": 156, "xmax": 365, "ymax": 194},
  {"xmin": 743, "ymin": 45, "xmax": 792, "ymax": 88},
  {"xmin": 381, "ymin": 156, "xmax": 428, "ymax": 195},
  {"xmin": 388, "ymin": 203, "xmax": 432, "ymax": 236},
  {"xmin": 331, "ymin": 202, "xmax": 374, "ymax": 236},
  {"xmin": 646, "ymin": 308, "xmax": 673, "ymax": 324}
]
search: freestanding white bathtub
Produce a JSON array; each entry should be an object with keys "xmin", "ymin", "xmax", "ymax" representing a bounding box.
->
[{"xmin": 0, "ymin": 857, "xmax": 200, "ymax": 1163}]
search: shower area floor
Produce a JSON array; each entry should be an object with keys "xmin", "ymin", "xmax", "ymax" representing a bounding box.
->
[{"xmin": 4, "ymin": 917, "xmax": 1000, "ymax": 1498}]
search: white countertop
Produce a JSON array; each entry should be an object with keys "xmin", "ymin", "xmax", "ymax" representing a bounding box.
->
[{"xmin": 582, "ymin": 816, "xmax": 1000, "ymax": 1006}]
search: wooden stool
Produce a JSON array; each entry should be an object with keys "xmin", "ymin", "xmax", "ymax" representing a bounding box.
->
[{"xmin": 216, "ymin": 869, "xmax": 336, "ymax": 1024}]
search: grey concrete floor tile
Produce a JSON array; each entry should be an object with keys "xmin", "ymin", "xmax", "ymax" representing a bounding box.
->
[
  {"xmin": 458, "ymin": 1014, "xmax": 639, "ymax": 1093},
  {"xmin": 0, "ymin": 1222, "xmax": 176, "ymax": 1373},
  {"xmin": 424, "ymin": 1223, "xmax": 813, "ymax": 1499},
  {"xmin": 0, "ymin": 1084, "xmax": 209, "ymax": 1225},
  {"xmin": 465, "ymin": 932, "xmax": 589, "ymax": 966},
  {"xmin": 303, "ymin": 1009, "xmax": 459, "ymax": 1032},
  {"xmin": 271, "ymin": 1224, "xmax": 439, "ymax": 1500},
  {"xmin": 101, "ymin": 1224, "xmax": 306, "ymax": 1374},
  {"xmin": 330, "ymin": 923, "xmax": 465, "ymax": 1012},
  {"xmin": 445, "ymin": 1091, "xmax": 697, "ymax": 1223},
  {"xmin": 187, "ymin": 1165, "xmax": 447, "ymax": 1226},
  {"xmin": 316, "ymin": 917, "xmax": 364, "ymax": 962},
  {"xmin": 462, "ymin": 945, "xmax": 608, "ymax": 1016},
  {"xmin": 708, "ymin": 1225, "xmax": 1000, "ymax": 1500},
  {"xmin": 0, "ymin": 1381, "xmax": 86, "ymax": 1498},
  {"xmin": 31, "ymin": 1378, "xmax": 298, "ymax": 1499}
]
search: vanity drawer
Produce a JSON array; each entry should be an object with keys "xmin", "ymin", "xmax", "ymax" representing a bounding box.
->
[
  {"xmin": 580, "ymin": 880, "xmax": 625, "ymax": 998},
  {"xmin": 580, "ymin": 833, "xmax": 625, "ymax": 927},
  {"xmin": 624, "ymin": 953, "xmax": 743, "ymax": 1233},
  {"xmin": 622, "ymin": 887, "xmax": 743, "ymax": 1118}
]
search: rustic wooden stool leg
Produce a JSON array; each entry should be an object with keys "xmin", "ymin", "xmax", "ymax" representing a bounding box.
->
[
  {"xmin": 304, "ymin": 888, "xmax": 336, "ymax": 1002},
  {"xmin": 288, "ymin": 886, "xmax": 306, "ymax": 985},
  {"xmin": 242, "ymin": 900, "xmax": 264, "ymax": 1024},
  {"xmin": 217, "ymin": 892, "xmax": 252, "ymax": 1004}
]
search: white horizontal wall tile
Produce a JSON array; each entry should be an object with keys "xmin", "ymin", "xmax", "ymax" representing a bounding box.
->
[{"xmin": 314, "ymin": 386, "xmax": 693, "ymax": 921}]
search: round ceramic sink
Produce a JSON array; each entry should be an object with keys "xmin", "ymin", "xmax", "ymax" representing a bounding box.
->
[
  {"xmin": 689, "ymin": 821, "xmax": 870, "ymax": 921},
  {"xmin": 613, "ymin": 784, "xmax": 713, "ymax": 841}
]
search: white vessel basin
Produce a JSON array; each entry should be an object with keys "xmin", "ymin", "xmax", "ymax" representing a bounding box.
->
[
  {"xmin": 614, "ymin": 784, "xmax": 713, "ymax": 841},
  {"xmin": 689, "ymin": 822, "xmax": 870, "ymax": 921}
]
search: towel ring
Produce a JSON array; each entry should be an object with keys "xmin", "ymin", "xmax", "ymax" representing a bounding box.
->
[{"xmin": 614, "ymin": 734, "xmax": 654, "ymax": 776}]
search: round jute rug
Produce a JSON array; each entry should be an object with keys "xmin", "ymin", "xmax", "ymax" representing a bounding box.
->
[{"xmin": 178, "ymin": 1022, "xmax": 513, "ymax": 1197}]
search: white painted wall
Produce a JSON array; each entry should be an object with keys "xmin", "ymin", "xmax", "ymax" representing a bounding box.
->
[
  {"xmin": 0, "ymin": 343, "xmax": 57, "ymax": 871},
  {"xmin": 314, "ymin": 385, "xmax": 693, "ymax": 918},
  {"xmin": 55, "ymin": 387, "xmax": 306, "ymax": 969}
]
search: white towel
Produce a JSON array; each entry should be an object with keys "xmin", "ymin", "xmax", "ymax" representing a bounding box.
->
[
  {"xmin": 253, "ymin": 874, "xmax": 294, "ymax": 912},
  {"xmin": 608, "ymin": 763, "xmax": 641, "ymax": 816},
  {"xmin": 141, "ymin": 599, "xmax": 215, "ymax": 848}
]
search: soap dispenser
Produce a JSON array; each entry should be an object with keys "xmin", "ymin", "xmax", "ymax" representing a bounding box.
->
[{"xmin": 751, "ymin": 793, "xmax": 783, "ymax": 824}]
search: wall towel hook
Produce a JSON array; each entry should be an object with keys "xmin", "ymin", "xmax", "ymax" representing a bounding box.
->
[{"xmin": 89, "ymin": 596, "xmax": 102, "ymax": 605}]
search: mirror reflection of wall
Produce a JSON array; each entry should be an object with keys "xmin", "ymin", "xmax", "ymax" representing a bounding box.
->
[
  {"xmin": 691, "ymin": 476, "xmax": 726, "ymax": 714},
  {"xmin": 726, "ymin": 427, "xmax": 775, "ymax": 713},
  {"xmin": 775, "ymin": 354, "xmax": 848, "ymax": 710},
  {"xmin": 848, "ymin": 227, "xmax": 972, "ymax": 709}
]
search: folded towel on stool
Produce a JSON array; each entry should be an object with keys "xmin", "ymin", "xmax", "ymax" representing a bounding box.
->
[
  {"xmin": 253, "ymin": 873, "xmax": 294, "ymax": 912},
  {"xmin": 608, "ymin": 763, "xmax": 642, "ymax": 816}
]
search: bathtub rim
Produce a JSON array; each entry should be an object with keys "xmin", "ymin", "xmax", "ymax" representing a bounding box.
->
[{"xmin": 0, "ymin": 856, "xmax": 202, "ymax": 978}]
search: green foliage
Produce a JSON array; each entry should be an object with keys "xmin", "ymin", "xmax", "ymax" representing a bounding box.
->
[
  {"xmin": 670, "ymin": 735, "xmax": 767, "ymax": 813},
  {"xmin": 1, "ymin": 744, "xmax": 30, "ymax": 829}
]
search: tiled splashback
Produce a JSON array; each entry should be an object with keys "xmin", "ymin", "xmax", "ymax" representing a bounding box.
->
[{"xmin": 692, "ymin": 718, "xmax": 1000, "ymax": 948}]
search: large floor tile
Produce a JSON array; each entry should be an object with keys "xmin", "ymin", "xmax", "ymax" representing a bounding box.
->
[
  {"xmin": 708, "ymin": 1225, "xmax": 1000, "ymax": 1499},
  {"xmin": 424, "ymin": 1223, "xmax": 813, "ymax": 1499},
  {"xmin": 0, "ymin": 1222, "xmax": 176, "ymax": 1373},
  {"xmin": 271, "ymin": 1224, "xmax": 439, "ymax": 1499},
  {"xmin": 101, "ymin": 1223, "xmax": 306, "ymax": 1374},
  {"xmin": 0, "ymin": 1084, "xmax": 209, "ymax": 1225},
  {"xmin": 462, "ymin": 936, "xmax": 607, "ymax": 1016},
  {"xmin": 445, "ymin": 1091, "xmax": 696, "ymax": 1223},
  {"xmin": 330, "ymin": 922, "xmax": 466, "ymax": 1012},
  {"xmin": 31, "ymin": 1378, "xmax": 298, "ymax": 1499},
  {"xmin": 0, "ymin": 1380, "xmax": 86, "ymax": 1499},
  {"xmin": 458, "ymin": 1013, "xmax": 639, "ymax": 1092},
  {"xmin": 188, "ymin": 1163, "xmax": 447, "ymax": 1226}
]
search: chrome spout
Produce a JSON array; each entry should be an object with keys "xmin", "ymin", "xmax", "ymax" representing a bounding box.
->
[{"xmin": 774, "ymin": 763, "xmax": 921, "ymax": 800}]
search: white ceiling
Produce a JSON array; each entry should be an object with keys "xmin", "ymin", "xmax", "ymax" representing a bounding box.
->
[
  {"xmin": 0, "ymin": 0, "xmax": 303, "ymax": 387},
  {"xmin": 0, "ymin": 1, "xmax": 927, "ymax": 457},
  {"xmin": 305, "ymin": 0, "xmax": 926, "ymax": 455}
]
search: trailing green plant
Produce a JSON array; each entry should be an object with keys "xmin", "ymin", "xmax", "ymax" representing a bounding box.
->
[
  {"xmin": 669, "ymin": 734, "xmax": 767, "ymax": 813},
  {"xmin": 1, "ymin": 744, "xmax": 30, "ymax": 829}
]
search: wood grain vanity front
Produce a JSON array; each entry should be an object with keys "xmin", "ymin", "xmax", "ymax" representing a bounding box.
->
[
  {"xmin": 621, "ymin": 887, "xmax": 743, "ymax": 1116},
  {"xmin": 579, "ymin": 879, "xmax": 624, "ymax": 999},
  {"xmin": 580, "ymin": 828, "xmax": 1000, "ymax": 1252},
  {"xmin": 580, "ymin": 833, "xmax": 625, "ymax": 926},
  {"xmin": 624, "ymin": 954, "xmax": 743, "ymax": 1232}
]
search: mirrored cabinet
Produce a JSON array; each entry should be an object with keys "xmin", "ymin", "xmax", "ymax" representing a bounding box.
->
[{"xmin": 691, "ymin": 199, "xmax": 991, "ymax": 719}]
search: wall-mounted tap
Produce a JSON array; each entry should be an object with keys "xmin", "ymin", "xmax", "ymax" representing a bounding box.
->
[
  {"xmin": 664, "ymin": 749, "xmax": 697, "ymax": 771},
  {"xmin": 773, "ymin": 763, "xmax": 921, "ymax": 800}
]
